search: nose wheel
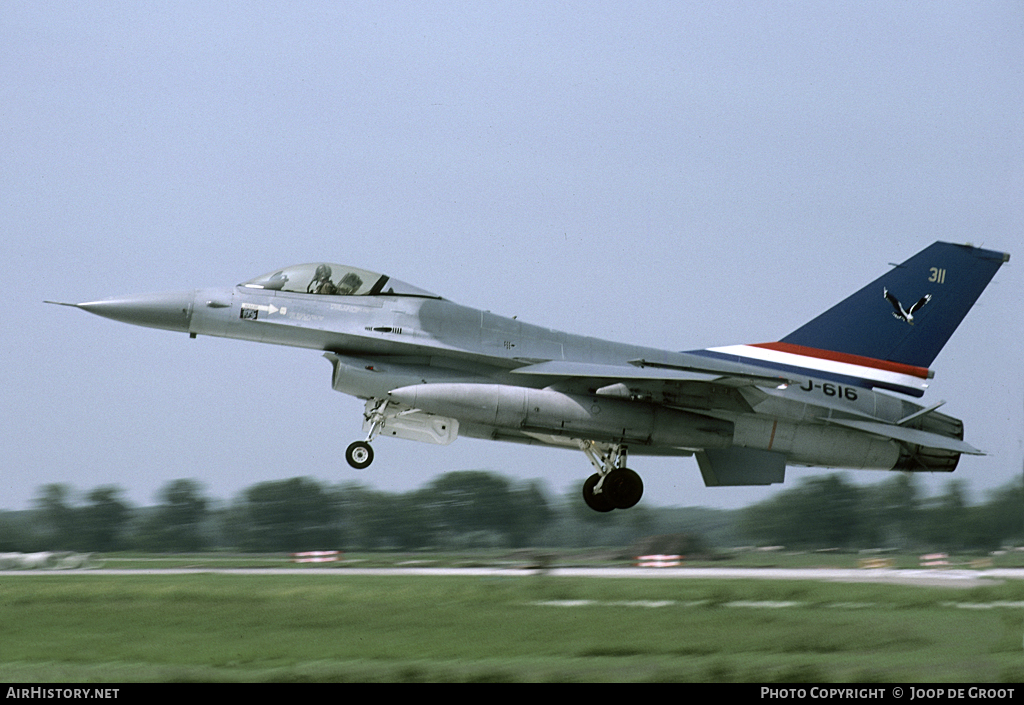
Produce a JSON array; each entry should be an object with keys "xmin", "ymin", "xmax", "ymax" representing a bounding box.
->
[{"xmin": 346, "ymin": 440, "xmax": 374, "ymax": 469}]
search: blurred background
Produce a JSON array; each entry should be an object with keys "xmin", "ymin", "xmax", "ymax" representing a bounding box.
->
[{"xmin": 3, "ymin": 2, "xmax": 1020, "ymax": 516}]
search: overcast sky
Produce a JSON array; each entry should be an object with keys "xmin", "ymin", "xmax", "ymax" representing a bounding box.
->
[{"xmin": 3, "ymin": 2, "xmax": 1021, "ymax": 512}]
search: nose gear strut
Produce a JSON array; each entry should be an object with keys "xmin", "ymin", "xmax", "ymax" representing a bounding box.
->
[{"xmin": 345, "ymin": 398, "xmax": 389, "ymax": 469}]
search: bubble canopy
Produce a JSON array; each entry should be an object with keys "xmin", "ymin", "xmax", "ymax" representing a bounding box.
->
[{"xmin": 241, "ymin": 263, "xmax": 439, "ymax": 298}]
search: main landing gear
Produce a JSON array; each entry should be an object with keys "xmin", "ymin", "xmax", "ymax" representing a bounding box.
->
[
  {"xmin": 579, "ymin": 441, "xmax": 644, "ymax": 512},
  {"xmin": 345, "ymin": 399, "xmax": 388, "ymax": 469}
]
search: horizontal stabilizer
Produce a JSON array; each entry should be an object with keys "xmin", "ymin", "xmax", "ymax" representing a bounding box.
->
[
  {"xmin": 697, "ymin": 447, "xmax": 786, "ymax": 486},
  {"xmin": 826, "ymin": 418, "xmax": 983, "ymax": 455}
]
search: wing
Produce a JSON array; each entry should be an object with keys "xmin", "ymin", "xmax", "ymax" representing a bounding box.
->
[
  {"xmin": 510, "ymin": 358, "xmax": 792, "ymax": 416},
  {"xmin": 907, "ymin": 293, "xmax": 932, "ymax": 316},
  {"xmin": 883, "ymin": 288, "xmax": 907, "ymax": 319},
  {"xmin": 510, "ymin": 359, "xmax": 790, "ymax": 388},
  {"xmin": 514, "ymin": 339, "xmax": 933, "ymax": 399}
]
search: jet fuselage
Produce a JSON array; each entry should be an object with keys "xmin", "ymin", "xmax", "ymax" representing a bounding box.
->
[{"xmin": 54, "ymin": 242, "xmax": 1008, "ymax": 510}]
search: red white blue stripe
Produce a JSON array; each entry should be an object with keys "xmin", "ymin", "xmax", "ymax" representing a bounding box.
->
[{"xmin": 692, "ymin": 342, "xmax": 931, "ymax": 397}]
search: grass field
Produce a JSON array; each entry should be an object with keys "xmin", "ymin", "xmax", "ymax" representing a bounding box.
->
[{"xmin": 1, "ymin": 569, "xmax": 1022, "ymax": 682}]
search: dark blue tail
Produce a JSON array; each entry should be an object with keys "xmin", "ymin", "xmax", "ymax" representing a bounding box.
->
[{"xmin": 782, "ymin": 242, "xmax": 1009, "ymax": 368}]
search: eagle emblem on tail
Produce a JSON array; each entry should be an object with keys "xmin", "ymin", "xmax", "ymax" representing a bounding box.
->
[{"xmin": 883, "ymin": 288, "xmax": 931, "ymax": 325}]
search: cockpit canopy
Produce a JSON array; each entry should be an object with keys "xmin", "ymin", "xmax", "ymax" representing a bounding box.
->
[{"xmin": 241, "ymin": 263, "xmax": 439, "ymax": 298}]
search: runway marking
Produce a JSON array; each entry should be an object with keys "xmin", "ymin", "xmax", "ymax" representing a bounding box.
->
[
  {"xmin": 531, "ymin": 599, "xmax": 1024, "ymax": 610},
  {"xmin": 532, "ymin": 600, "xmax": 678, "ymax": 608}
]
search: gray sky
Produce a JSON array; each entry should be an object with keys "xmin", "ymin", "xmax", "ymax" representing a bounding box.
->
[{"xmin": 3, "ymin": 2, "xmax": 1021, "ymax": 511}]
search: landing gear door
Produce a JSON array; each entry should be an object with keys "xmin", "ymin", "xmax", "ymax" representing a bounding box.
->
[{"xmin": 363, "ymin": 402, "xmax": 459, "ymax": 446}]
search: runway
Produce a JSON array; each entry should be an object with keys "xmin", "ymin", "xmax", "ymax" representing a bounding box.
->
[{"xmin": 3, "ymin": 566, "xmax": 1023, "ymax": 586}]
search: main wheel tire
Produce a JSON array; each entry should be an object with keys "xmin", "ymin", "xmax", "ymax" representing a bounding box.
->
[
  {"xmin": 582, "ymin": 473, "xmax": 615, "ymax": 513},
  {"xmin": 345, "ymin": 441, "xmax": 374, "ymax": 469},
  {"xmin": 603, "ymin": 468, "xmax": 643, "ymax": 509}
]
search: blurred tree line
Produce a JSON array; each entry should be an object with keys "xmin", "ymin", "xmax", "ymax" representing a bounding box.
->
[
  {"xmin": 0, "ymin": 471, "xmax": 1020, "ymax": 554},
  {"xmin": 738, "ymin": 473, "xmax": 1023, "ymax": 552}
]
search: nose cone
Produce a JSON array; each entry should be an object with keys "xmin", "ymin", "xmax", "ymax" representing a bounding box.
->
[{"xmin": 74, "ymin": 290, "xmax": 196, "ymax": 333}]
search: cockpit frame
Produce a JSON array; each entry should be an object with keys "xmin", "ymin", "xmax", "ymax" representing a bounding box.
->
[{"xmin": 241, "ymin": 263, "xmax": 440, "ymax": 299}]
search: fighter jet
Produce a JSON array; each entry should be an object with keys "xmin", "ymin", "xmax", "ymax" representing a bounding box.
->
[{"xmin": 48, "ymin": 242, "xmax": 1009, "ymax": 511}]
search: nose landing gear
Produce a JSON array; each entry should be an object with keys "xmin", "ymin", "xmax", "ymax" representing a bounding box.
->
[
  {"xmin": 578, "ymin": 441, "xmax": 644, "ymax": 512},
  {"xmin": 345, "ymin": 399, "xmax": 388, "ymax": 469}
]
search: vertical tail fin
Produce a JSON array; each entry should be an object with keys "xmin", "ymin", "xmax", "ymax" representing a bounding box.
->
[{"xmin": 781, "ymin": 242, "xmax": 1009, "ymax": 369}]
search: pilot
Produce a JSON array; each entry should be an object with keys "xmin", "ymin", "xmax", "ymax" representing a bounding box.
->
[{"xmin": 307, "ymin": 264, "xmax": 339, "ymax": 295}]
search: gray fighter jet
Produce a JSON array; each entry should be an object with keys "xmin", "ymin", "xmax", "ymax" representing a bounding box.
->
[{"xmin": 48, "ymin": 242, "xmax": 1009, "ymax": 511}]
